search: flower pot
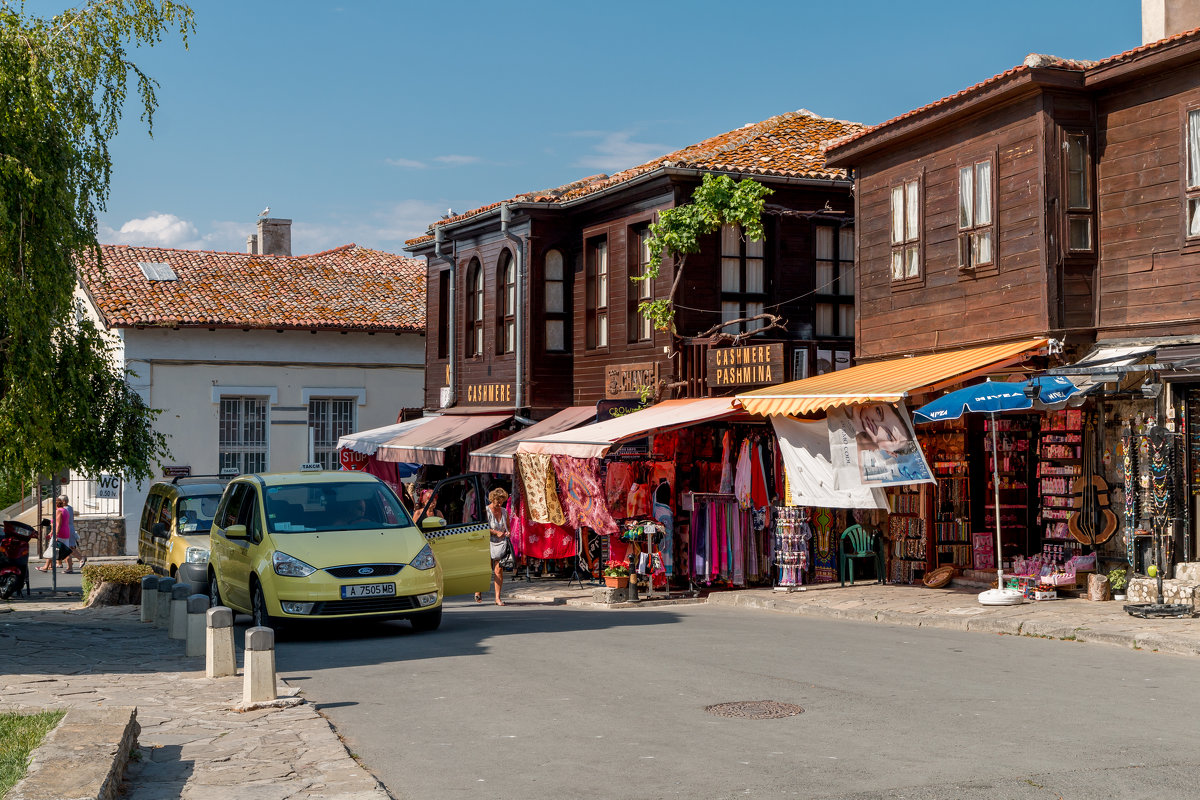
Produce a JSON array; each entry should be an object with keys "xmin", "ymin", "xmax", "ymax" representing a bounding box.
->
[
  {"xmin": 1113, "ymin": 593, "xmax": 1126, "ymax": 601},
  {"xmin": 604, "ymin": 575, "xmax": 629, "ymax": 589}
]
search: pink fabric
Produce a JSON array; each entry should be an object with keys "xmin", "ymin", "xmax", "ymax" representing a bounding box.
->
[
  {"xmin": 719, "ymin": 431, "xmax": 735, "ymax": 494},
  {"xmin": 626, "ymin": 482, "xmax": 652, "ymax": 518},
  {"xmin": 605, "ymin": 462, "xmax": 636, "ymax": 518},
  {"xmin": 551, "ymin": 456, "xmax": 618, "ymax": 535}
]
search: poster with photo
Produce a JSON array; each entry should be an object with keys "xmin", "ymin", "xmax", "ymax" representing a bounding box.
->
[
  {"xmin": 816, "ymin": 348, "xmax": 833, "ymax": 375},
  {"xmin": 827, "ymin": 402, "xmax": 934, "ymax": 488}
]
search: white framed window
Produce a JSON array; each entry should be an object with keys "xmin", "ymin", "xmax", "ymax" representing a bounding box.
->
[
  {"xmin": 1065, "ymin": 133, "xmax": 1094, "ymax": 252},
  {"xmin": 958, "ymin": 158, "xmax": 995, "ymax": 270},
  {"xmin": 629, "ymin": 226, "xmax": 654, "ymax": 343},
  {"xmin": 720, "ymin": 223, "xmax": 766, "ymax": 333},
  {"xmin": 219, "ymin": 396, "xmax": 268, "ymax": 474},
  {"xmin": 586, "ymin": 236, "xmax": 608, "ymax": 349},
  {"xmin": 1186, "ymin": 110, "xmax": 1200, "ymax": 239},
  {"xmin": 308, "ymin": 398, "xmax": 356, "ymax": 470},
  {"xmin": 497, "ymin": 251, "xmax": 516, "ymax": 355},
  {"xmin": 544, "ymin": 248, "xmax": 567, "ymax": 352},
  {"xmin": 890, "ymin": 178, "xmax": 921, "ymax": 282}
]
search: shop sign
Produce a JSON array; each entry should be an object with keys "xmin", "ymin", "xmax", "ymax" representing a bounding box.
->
[
  {"xmin": 463, "ymin": 383, "xmax": 513, "ymax": 404},
  {"xmin": 162, "ymin": 465, "xmax": 191, "ymax": 477},
  {"xmin": 707, "ymin": 343, "xmax": 784, "ymax": 387},
  {"xmin": 606, "ymin": 362, "xmax": 659, "ymax": 399},
  {"xmin": 339, "ymin": 448, "xmax": 369, "ymax": 471},
  {"xmin": 96, "ymin": 474, "xmax": 120, "ymax": 499}
]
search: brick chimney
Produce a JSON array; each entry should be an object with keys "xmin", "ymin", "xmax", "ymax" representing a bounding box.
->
[
  {"xmin": 1143, "ymin": 0, "xmax": 1200, "ymax": 44},
  {"xmin": 256, "ymin": 218, "xmax": 292, "ymax": 256}
]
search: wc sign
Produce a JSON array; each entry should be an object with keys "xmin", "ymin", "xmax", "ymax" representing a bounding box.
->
[{"xmin": 96, "ymin": 474, "xmax": 121, "ymax": 499}]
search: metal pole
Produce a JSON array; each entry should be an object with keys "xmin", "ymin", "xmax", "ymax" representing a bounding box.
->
[{"xmin": 991, "ymin": 413, "xmax": 1004, "ymax": 592}]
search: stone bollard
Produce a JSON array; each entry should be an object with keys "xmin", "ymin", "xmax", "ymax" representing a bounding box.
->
[
  {"xmin": 206, "ymin": 606, "xmax": 236, "ymax": 678},
  {"xmin": 168, "ymin": 583, "xmax": 190, "ymax": 640},
  {"xmin": 185, "ymin": 595, "xmax": 208, "ymax": 657},
  {"xmin": 243, "ymin": 626, "xmax": 277, "ymax": 705},
  {"xmin": 155, "ymin": 577, "xmax": 176, "ymax": 629},
  {"xmin": 141, "ymin": 575, "xmax": 159, "ymax": 623}
]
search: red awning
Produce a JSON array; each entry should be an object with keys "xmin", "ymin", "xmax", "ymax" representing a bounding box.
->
[
  {"xmin": 375, "ymin": 412, "xmax": 511, "ymax": 465},
  {"xmin": 468, "ymin": 406, "xmax": 596, "ymax": 473}
]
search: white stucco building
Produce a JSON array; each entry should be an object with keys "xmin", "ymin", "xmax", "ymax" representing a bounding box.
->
[{"xmin": 76, "ymin": 219, "xmax": 426, "ymax": 551}]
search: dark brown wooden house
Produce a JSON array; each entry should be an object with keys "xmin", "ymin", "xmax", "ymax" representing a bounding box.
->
[{"xmin": 406, "ymin": 110, "xmax": 864, "ymax": 417}]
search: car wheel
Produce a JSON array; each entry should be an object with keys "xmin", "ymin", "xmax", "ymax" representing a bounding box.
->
[
  {"xmin": 410, "ymin": 606, "xmax": 442, "ymax": 632},
  {"xmin": 251, "ymin": 579, "xmax": 281, "ymax": 631},
  {"xmin": 208, "ymin": 570, "xmax": 223, "ymax": 608}
]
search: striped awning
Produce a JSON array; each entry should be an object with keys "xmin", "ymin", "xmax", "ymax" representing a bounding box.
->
[{"xmin": 737, "ymin": 338, "xmax": 1048, "ymax": 417}]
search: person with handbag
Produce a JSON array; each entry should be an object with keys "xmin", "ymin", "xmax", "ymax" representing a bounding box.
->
[
  {"xmin": 477, "ymin": 487, "xmax": 511, "ymax": 606},
  {"xmin": 38, "ymin": 496, "xmax": 79, "ymax": 572}
]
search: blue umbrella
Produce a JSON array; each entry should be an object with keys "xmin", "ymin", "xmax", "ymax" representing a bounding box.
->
[{"xmin": 911, "ymin": 376, "xmax": 1083, "ymax": 605}]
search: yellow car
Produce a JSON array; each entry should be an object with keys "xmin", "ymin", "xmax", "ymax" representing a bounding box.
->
[
  {"xmin": 138, "ymin": 476, "xmax": 228, "ymax": 593},
  {"xmin": 207, "ymin": 470, "xmax": 491, "ymax": 631}
]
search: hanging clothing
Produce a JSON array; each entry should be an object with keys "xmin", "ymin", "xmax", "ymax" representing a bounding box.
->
[
  {"xmin": 652, "ymin": 499, "xmax": 674, "ymax": 576},
  {"xmin": 605, "ymin": 461, "xmax": 636, "ymax": 518},
  {"xmin": 647, "ymin": 462, "xmax": 676, "ymax": 511},
  {"xmin": 734, "ymin": 440, "xmax": 753, "ymax": 510},
  {"xmin": 719, "ymin": 431, "xmax": 735, "ymax": 495},
  {"xmin": 551, "ymin": 455, "xmax": 618, "ymax": 535},
  {"xmin": 514, "ymin": 453, "xmax": 566, "ymax": 526},
  {"xmin": 652, "ymin": 431, "xmax": 679, "ymax": 460},
  {"xmin": 626, "ymin": 482, "xmax": 652, "ymax": 518}
]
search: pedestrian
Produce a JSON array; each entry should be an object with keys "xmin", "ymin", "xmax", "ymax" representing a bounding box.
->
[
  {"xmin": 39, "ymin": 496, "xmax": 79, "ymax": 572},
  {"xmin": 476, "ymin": 487, "xmax": 510, "ymax": 606}
]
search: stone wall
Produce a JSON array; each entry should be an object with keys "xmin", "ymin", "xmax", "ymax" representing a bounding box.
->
[{"xmin": 75, "ymin": 517, "xmax": 127, "ymax": 557}]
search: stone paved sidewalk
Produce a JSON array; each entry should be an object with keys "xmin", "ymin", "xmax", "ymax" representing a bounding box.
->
[{"xmin": 0, "ymin": 598, "xmax": 389, "ymax": 800}]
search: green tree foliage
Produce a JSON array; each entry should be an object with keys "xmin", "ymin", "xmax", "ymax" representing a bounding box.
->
[
  {"xmin": 0, "ymin": 1, "xmax": 193, "ymax": 483},
  {"xmin": 633, "ymin": 174, "xmax": 772, "ymax": 334}
]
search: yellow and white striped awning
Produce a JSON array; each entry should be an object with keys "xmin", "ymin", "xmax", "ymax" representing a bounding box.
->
[{"xmin": 736, "ymin": 338, "xmax": 1048, "ymax": 417}]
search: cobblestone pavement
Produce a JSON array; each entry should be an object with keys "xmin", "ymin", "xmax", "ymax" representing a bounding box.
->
[
  {"xmin": 0, "ymin": 596, "xmax": 389, "ymax": 800},
  {"xmin": 2, "ymin": 576, "xmax": 1198, "ymax": 799}
]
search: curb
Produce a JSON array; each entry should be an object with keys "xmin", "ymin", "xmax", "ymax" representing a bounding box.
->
[{"xmin": 9, "ymin": 706, "xmax": 139, "ymax": 800}]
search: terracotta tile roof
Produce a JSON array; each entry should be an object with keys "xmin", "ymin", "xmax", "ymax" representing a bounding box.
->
[
  {"xmin": 405, "ymin": 110, "xmax": 862, "ymax": 247},
  {"xmin": 79, "ymin": 243, "xmax": 426, "ymax": 332},
  {"xmin": 827, "ymin": 27, "xmax": 1200, "ymax": 155}
]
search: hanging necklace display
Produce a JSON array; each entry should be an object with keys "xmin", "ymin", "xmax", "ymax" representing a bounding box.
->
[
  {"xmin": 1122, "ymin": 428, "xmax": 1137, "ymax": 570},
  {"xmin": 1125, "ymin": 426, "xmax": 1192, "ymax": 619}
]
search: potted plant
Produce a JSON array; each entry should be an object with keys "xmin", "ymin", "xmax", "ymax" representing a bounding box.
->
[
  {"xmin": 603, "ymin": 559, "xmax": 631, "ymax": 589},
  {"xmin": 1108, "ymin": 567, "xmax": 1128, "ymax": 601}
]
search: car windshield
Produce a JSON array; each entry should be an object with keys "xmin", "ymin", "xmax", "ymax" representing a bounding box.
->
[
  {"xmin": 263, "ymin": 480, "xmax": 413, "ymax": 534},
  {"xmin": 177, "ymin": 494, "xmax": 222, "ymax": 534}
]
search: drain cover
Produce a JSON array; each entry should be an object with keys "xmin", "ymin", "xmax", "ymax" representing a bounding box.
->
[{"xmin": 704, "ymin": 700, "xmax": 804, "ymax": 719}]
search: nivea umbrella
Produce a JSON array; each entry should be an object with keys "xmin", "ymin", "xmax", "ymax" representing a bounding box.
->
[{"xmin": 912, "ymin": 377, "xmax": 1084, "ymax": 605}]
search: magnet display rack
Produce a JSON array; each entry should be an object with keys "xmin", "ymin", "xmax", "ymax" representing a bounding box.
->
[
  {"xmin": 1036, "ymin": 409, "xmax": 1085, "ymax": 555},
  {"xmin": 932, "ymin": 459, "xmax": 972, "ymax": 568},
  {"xmin": 980, "ymin": 417, "xmax": 1035, "ymax": 561}
]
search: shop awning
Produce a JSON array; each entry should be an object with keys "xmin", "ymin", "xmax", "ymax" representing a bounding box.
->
[
  {"xmin": 375, "ymin": 412, "xmax": 512, "ymax": 465},
  {"xmin": 468, "ymin": 406, "xmax": 597, "ymax": 474},
  {"xmin": 1046, "ymin": 344, "xmax": 1157, "ymax": 395},
  {"xmin": 517, "ymin": 398, "xmax": 743, "ymax": 459},
  {"xmin": 736, "ymin": 338, "xmax": 1049, "ymax": 417},
  {"xmin": 337, "ymin": 416, "xmax": 437, "ymax": 457}
]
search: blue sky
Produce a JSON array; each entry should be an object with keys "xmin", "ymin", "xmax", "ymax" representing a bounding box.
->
[{"xmin": 71, "ymin": 0, "xmax": 1141, "ymax": 255}]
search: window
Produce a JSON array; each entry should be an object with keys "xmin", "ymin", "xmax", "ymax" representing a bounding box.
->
[
  {"xmin": 1186, "ymin": 110, "xmax": 1200, "ymax": 238},
  {"xmin": 466, "ymin": 259, "xmax": 483, "ymax": 357},
  {"xmin": 497, "ymin": 251, "xmax": 516, "ymax": 355},
  {"xmin": 890, "ymin": 178, "xmax": 921, "ymax": 281},
  {"xmin": 219, "ymin": 397, "xmax": 268, "ymax": 474},
  {"xmin": 544, "ymin": 249, "xmax": 567, "ymax": 352},
  {"xmin": 586, "ymin": 236, "xmax": 608, "ymax": 349},
  {"xmin": 628, "ymin": 226, "xmax": 653, "ymax": 343},
  {"xmin": 436, "ymin": 270, "xmax": 449, "ymax": 359},
  {"xmin": 308, "ymin": 398, "xmax": 355, "ymax": 470},
  {"xmin": 720, "ymin": 223, "xmax": 766, "ymax": 333},
  {"xmin": 814, "ymin": 223, "xmax": 855, "ymax": 336},
  {"xmin": 958, "ymin": 159, "xmax": 995, "ymax": 270},
  {"xmin": 1065, "ymin": 133, "xmax": 1094, "ymax": 252}
]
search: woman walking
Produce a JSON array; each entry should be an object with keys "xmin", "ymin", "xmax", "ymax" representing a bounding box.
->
[
  {"xmin": 39, "ymin": 496, "xmax": 78, "ymax": 572},
  {"xmin": 476, "ymin": 487, "xmax": 510, "ymax": 605}
]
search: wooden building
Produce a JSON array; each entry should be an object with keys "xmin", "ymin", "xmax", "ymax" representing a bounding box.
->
[
  {"xmin": 406, "ymin": 110, "xmax": 864, "ymax": 418},
  {"xmin": 823, "ymin": 26, "xmax": 1200, "ymax": 362}
]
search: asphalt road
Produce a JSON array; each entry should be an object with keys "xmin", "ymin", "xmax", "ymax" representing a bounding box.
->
[{"xmin": 274, "ymin": 599, "xmax": 1197, "ymax": 799}]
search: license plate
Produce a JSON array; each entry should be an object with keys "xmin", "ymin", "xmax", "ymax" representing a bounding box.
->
[{"xmin": 341, "ymin": 582, "xmax": 395, "ymax": 599}]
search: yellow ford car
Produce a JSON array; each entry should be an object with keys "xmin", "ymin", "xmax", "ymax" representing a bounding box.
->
[{"xmin": 207, "ymin": 470, "xmax": 490, "ymax": 631}]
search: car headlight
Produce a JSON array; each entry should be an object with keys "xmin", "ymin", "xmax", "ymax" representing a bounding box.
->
[
  {"xmin": 272, "ymin": 551, "xmax": 317, "ymax": 577},
  {"xmin": 184, "ymin": 547, "xmax": 209, "ymax": 565},
  {"xmin": 410, "ymin": 543, "xmax": 436, "ymax": 570}
]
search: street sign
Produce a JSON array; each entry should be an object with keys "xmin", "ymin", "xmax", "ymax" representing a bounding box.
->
[
  {"xmin": 96, "ymin": 474, "xmax": 120, "ymax": 498},
  {"xmin": 162, "ymin": 465, "xmax": 191, "ymax": 477}
]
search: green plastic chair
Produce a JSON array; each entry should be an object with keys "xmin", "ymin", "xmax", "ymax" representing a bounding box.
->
[{"xmin": 839, "ymin": 525, "xmax": 884, "ymax": 587}]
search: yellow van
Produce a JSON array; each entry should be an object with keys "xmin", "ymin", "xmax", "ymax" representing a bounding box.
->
[
  {"xmin": 138, "ymin": 477, "xmax": 227, "ymax": 592},
  {"xmin": 208, "ymin": 470, "xmax": 490, "ymax": 631}
]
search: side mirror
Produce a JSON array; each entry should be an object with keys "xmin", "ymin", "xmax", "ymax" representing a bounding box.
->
[
  {"xmin": 223, "ymin": 524, "xmax": 249, "ymax": 541},
  {"xmin": 419, "ymin": 516, "xmax": 446, "ymax": 531},
  {"xmin": 152, "ymin": 523, "xmax": 167, "ymax": 539}
]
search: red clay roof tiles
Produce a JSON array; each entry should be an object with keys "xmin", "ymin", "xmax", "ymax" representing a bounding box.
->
[{"xmin": 79, "ymin": 243, "xmax": 425, "ymax": 332}]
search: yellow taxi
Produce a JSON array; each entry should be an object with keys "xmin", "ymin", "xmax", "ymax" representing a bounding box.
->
[
  {"xmin": 207, "ymin": 470, "xmax": 490, "ymax": 631},
  {"xmin": 138, "ymin": 476, "xmax": 228, "ymax": 593}
]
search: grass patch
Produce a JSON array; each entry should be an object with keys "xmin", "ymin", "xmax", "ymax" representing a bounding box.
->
[
  {"xmin": 0, "ymin": 710, "xmax": 65, "ymax": 795},
  {"xmin": 80, "ymin": 562, "xmax": 154, "ymax": 600}
]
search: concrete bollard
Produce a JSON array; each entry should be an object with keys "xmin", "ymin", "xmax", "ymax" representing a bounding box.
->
[
  {"xmin": 243, "ymin": 626, "xmax": 277, "ymax": 705},
  {"xmin": 206, "ymin": 606, "xmax": 236, "ymax": 678},
  {"xmin": 155, "ymin": 577, "xmax": 176, "ymax": 629},
  {"xmin": 140, "ymin": 575, "xmax": 159, "ymax": 623},
  {"xmin": 168, "ymin": 583, "xmax": 190, "ymax": 640},
  {"xmin": 185, "ymin": 595, "xmax": 208, "ymax": 657}
]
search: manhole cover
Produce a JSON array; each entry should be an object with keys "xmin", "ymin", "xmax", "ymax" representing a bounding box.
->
[{"xmin": 704, "ymin": 700, "xmax": 804, "ymax": 719}]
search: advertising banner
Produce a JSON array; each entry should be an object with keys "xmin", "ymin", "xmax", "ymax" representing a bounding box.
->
[{"xmin": 827, "ymin": 402, "xmax": 934, "ymax": 488}]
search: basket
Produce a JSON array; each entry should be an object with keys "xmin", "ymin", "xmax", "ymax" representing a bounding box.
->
[{"xmin": 923, "ymin": 565, "xmax": 956, "ymax": 589}]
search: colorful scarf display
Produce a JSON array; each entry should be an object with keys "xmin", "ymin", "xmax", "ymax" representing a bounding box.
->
[
  {"xmin": 514, "ymin": 453, "xmax": 566, "ymax": 526},
  {"xmin": 551, "ymin": 455, "xmax": 618, "ymax": 535}
]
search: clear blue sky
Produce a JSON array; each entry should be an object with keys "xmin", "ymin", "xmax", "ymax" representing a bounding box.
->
[{"xmin": 61, "ymin": 0, "xmax": 1141, "ymax": 255}]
